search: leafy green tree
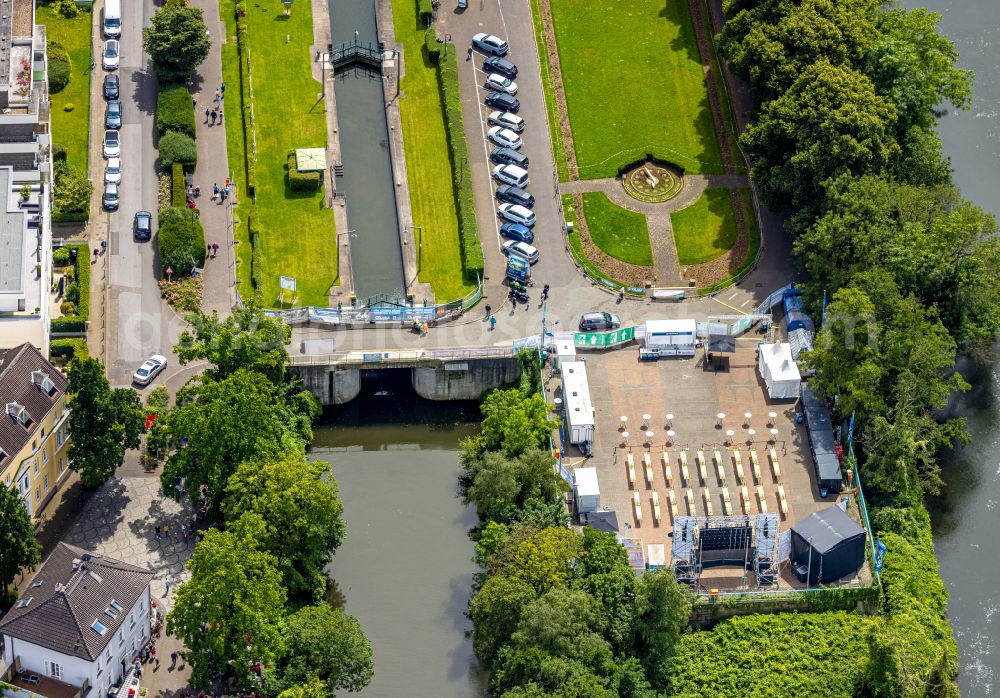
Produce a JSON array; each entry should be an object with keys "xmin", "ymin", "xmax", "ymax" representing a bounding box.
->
[
  {"xmin": 469, "ymin": 575, "xmax": 537, "ymax": 666},
  {"xmin": 0, "ymin": 484, "xmax": 41, "ymax": 602},
  {"xmin": 167, "ymin": 525, "xmax": 287, "ymax": 689},
  {"xmin": 52, "ymin": 161, "xmax": 92, "ymax": 216},
  {"xmin": 161, "ymin": 369, "xmax": 303, "ymax": 506},
  {"xmin": 176, "ymin": 307, "xmax": 292, "ymax": 384},
  {"xmin": 157, "ymin": 130, "xmax": 198, "ymax": 169},
  {"xmin": 462, "ymin": 389, "xmax": 555, "ymax": 459},
  {"xmin": 142, "ymin": 5, "xmax": 211, "ymax": 83},
  {"xmin": 144, "ymin": 387, "xmax": 171, "ymax": 462},
  {"xmin": 741, "ymin": 59, "xmax": 899, "ymax": 210},
  {"xmin": 509, "ymin": 588, "xmax": 611, "ymax": 663},
  {"xmin": 498, "ymin": 656, "xmax": 617, "ymax": 698},
  {"xmin": 275, "ymin": 677, "xmax": 327, "ymax": 698},
  {"xmin": 513, "ymin": 527, "xmax": 582, "ymax": 593},
  {"xmin": 633, "ymin": 569, "xmax": 692, "ymax": 689},
  {"xmin": 223, "ymin": 454, "xmax": 345, "ymax": 601},
  {"xmin": 67, "ymin": 358, "xmax": 145, "ymax": 487},
  {"xmin": 268, "ymin": 604, "xmax": 373, "ymax": 695},
  {"xmin": 576, "ymin": 528, "xmax": 637, "ymax": 652},
  {"xmin": 463, "ymin": 447, "xmax": 564, "ymax": 524}
]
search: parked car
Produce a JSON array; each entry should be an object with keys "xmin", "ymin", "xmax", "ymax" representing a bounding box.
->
[
  {"xmin": 105, "ymin": 99, "xmax": 122, "ymax": 129},
  {"xmin": 133, "ymin": 354, "xmax": 167, "ymax": 386},
  {"xmin": 484, "ymin": 73, "xmax": 518, "ymax": 95},
  {"xmin": 103, "ymin": 182, "xmax": 120, "ymax": 211},
  {"xmin": 484, "ymin": 92, "xmax": 519, "ymax": 113},
  {"xmin": 497, "ymin": 203, "xmax": 536, "ymax": 227},
  {"xmin": 500, "ymin": 222, "xmax": 534, "ymax": 244},
  {"xmin": 490, "ymin": 147, "xmax": 528, "ymax": 168},
  {"xmin": 103, "ymin": 73, "xmax": 119, "ymax": 99},
  {"xmin": 472, "ymin": 33, "xmax": 508, "ymax": 56},
  {"xmin": 579, "ymin": 312, "xmax": 621, "ymax": 331},
  {"xmin": 488, "ymin": 126, "xmax": 522, "ymax": 150},
  {"xmin": 103, "ymin": 130, "xmax": 120, "ymax": 158},
  {"xmin": 502, "ymin": 240, "xmax": 539, "ymax": 263},
  {"xmin": 495, "ymin": 184, "xmax": 534, "ymax": 208},
  {"xmin": 102, "ymin": 39, "xmax": 120, "ymax": 70},
  {"xmin": 483, "ymin": 56, "xmax": 517, "ymax": 79},
  {"xmin": 105, "ymin": 157, "xmax": 122, "ymax": 184},
  {"xmin": 134, "ymin": 210, "xmax": 152, "ymax": 241},
  {"xmin": 492, "ymin": 164, "xmax": 529, "ymax": 188},
  {"xmin": 488, "ymin": 110, "xmax": 524, "ymax": 133}
]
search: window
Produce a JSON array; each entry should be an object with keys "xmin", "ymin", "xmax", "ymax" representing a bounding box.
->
[
  {"xmin": 43, "ymin": 475, "xmax": 49, "ymax": 492},
  {"xmin": 45, "ymin": 661, "xmax": 62, "ymax": 680},
  {"xmin": 42, "ymin": 448, "xmax": 47, "ymax": 465},
  {"xmin": 18, "ymin": 474, "xmax": 29, "ymax": 495},
  {"xmin": 16, "ymin": 597, "xmax": 32, "ymax": 608},
  {"xmin": 33, "ymin": 458, "xmax": 39, "ymax": 475},
  {"xmin": 58, "ymin": 458, "xmax": 64, "ymax": 474},
  {"xmin": 92, "ymin": 619, "xmax": 108, "ymax": 635},
  {"xmin": 34, "ymin": 486, "xmax": 40, "ymax": 501},
  {"xmin": 129, "ymin": 610, "xmax": 135, "ymax": 628},
  {"xmin": 110, "ymin": 600, "xmax": 123, "ymax": 613},
  {"xmin": 106, "ymin": 646, "xmax": 112, "ymax": 661},
  {"xmin": 118, "ymin": 628, "xmax": 124, "ymax": 646},
  {"xmin": 56, "ymin": 425, "xmax": 67, "ymax": 448}
]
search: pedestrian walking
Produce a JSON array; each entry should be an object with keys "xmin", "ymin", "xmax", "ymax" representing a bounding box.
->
[
  {"xmin": 207, "ymin": 244, "xmax": 212, "ymax": 257},
  {"xmin": 218, "ymin": 108, "xmax": 223, "ymax": 123},
  {"xmin": 171, "ymin": 652, "xmax": 178, "ymax": 668},
  {"xmin": 204, "ymin": 108, "xmax": 210, "ymax": 123},
  {"xmin": 212, "ymin": 242, "xmax": 219, "ymax": 257},
  {"xmin": 164, "ymin": 578, "xmax": 172, "ymax": 595},
  {"xmin": 214, "ymin": 89, "xmax": 220, "ymax": 103},
  {"xmin": 210, "ymin": 109, "xmax": 218, "ymax": 125},
  {"xmin": 220, "ymin": 82, "xmax": 226, "ymax": 95},
  {"xmin": 154, "ymin": 524, "xmax": 161, "ymax": 540},
  {"xmin": 542, "ymin": 284, "xmax": 549, "ymax": 301},
  {"xmin": 163, "ymin": 523, "xmax": 169, "ymax": 539},
  {"xmin": 213, "ymin": 182, "xmax": 219, "ymax": 198},
  {"xmin": 484, "ymin": 303, "xmax": 491, "ymax": 319},
  {"xmin": 490, "ymin": 315, "xmax": 496, "ymax": 331},
  {"xmin": 467, "ymin": 46, "xmax": 473, "ymax": 60},
  {"xmin": 192, "ymin": 94, "xmax": 198, "ymax": 108},
  {"xmin": 92, "ymin": 248, "xmax": 99, "ymax": 263}
]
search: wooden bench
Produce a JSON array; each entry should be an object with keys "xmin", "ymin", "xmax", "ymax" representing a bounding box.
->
[
  {"xmin": 686, "ymin": 488, "xmax": 696, "ymax": 515},
  {"xmin": 696, "ymin": 449, "xmax": 708, "ymax": 484},
  {"xmin": 651, "ymin": 491, "xmax": 662, "ymax": 524},
  {"xmin": 740, "ymin": 485, "xmax": 751, "ymax": 514},
  {"xmin": 633, "ymin": 491, "xmax": 643, "ymax": 525},
  {"xmin": 756, "ymin": 485, "xmax": 768, "ymax": 513},
  {"xmin": 768, "ymin": 446, "xmax": 781, "ymax": 481},
  {"xmin": 777, "ymin": 485, "xmax": 789, "ymax": 519},
  {"xmin": 733, "ymin": 449, "xmax": 745, "ymax": 484},
  {"xmin": 678, "ymin": 450, "xmax": 689, "ymax": 486},
  {"xmin": 643, "ymin": 452, "xmax": 655, "ymax": 485},
  {"xmin": 721, "ymin": 487, "xmax": 733, "ymax": 515},
  {"xmin": 749, "ymin": 448, "xmax": 762, "ymax": 483},
  {"xmin": 627, "ymin": 452, "xmax": 636, "ymax": 487},
  {"xmin": 703, "ymin": 489, "xmax": 714, "ymax": 517},
  {"xmin": 668, "ymin": 489, "xmax": 679, "ymax": 520},
  {"xmin": 661, "ymin": 451, "xmax": 673, "ymax": 485},
  {"xmin": 713, "ymin": 448, "xmax": 726, "ymax": 483}
]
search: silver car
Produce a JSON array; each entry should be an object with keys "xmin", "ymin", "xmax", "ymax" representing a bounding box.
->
[{"xmin": 133, "ymin": 354, "xmax": 167, "ymax": 386}]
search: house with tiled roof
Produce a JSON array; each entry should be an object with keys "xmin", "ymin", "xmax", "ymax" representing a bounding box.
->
[
  {"xmin": 0, "ymin": 543, "xmax": 154, "ymax": 698},
  {"xmin": 0, "ymin": 341, "xmax": 70, "ymax": 522}
]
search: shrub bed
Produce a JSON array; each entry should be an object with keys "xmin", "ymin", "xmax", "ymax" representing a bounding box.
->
[
  {"xmin": 158, "ymin": 130, "xmax": 197, "ymax": 170},
  {"xmin": 157, "ymin": 82, "xmax": 196, "ymax": 138},
  {"xmin": 286, "ymin": 153, "xmax": 320, "ymax": 192},
  {"xmin": 51, "ymin": 316, "xmax": 87, "ymax": 333},
  {"xmin": 49, "ymin": 338, "xmax": 88, "ymax": 360},
  {"xmin": 158, "ymin": 210, "xmax": 206, "ymax": 276},
  {"xmin": 47, "ymin": 40, "xmax": 71, "ymax": 93},
  {"xmin": 172, "ymin": 162, "xmax": 187, "ymax": 207}
]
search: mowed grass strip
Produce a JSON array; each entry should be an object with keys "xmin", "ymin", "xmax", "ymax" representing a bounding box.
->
[
  {"xmin": 671, "ymin": 187, "xmax": 738, "ymax": 265},
  {"xmin": 393, "ymin": 0, "xmax": 473, "ymax": 302},
  {"xmin": 580, "ymin": 192, "xmax": 652, "ymax": 266},
  {"xmin": 549, "ymin": 0, "xmax": 723, "ymax": 177},
  {"xmin": 240, "ymin": 2, "xmax": 336, "ymax": 307},
  {"xmin": 38, "ymin": 6, "xmax": 92, "ymax": 171}
]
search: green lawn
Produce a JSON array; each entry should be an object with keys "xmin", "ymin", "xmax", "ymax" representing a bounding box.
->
[
  {"xmin": 549, "ymin": 0, "xmax": 724, "ymax": 178},
  {"xmin": 671, "ymin": 188, "xmax": 738, "ymax": 265},
  {"xmin": 221, "ymin": 0, "xmax": 337, "ymax": 307},
  {"xmin": 580, "ymin": 192, "xmax": 652, "ymax": 266},
  {"xmin": 38, "ymin": 6, "xmax": 92, "ymax": 171},
  {"xmin": 393, "ymin": 0, "xmax": 473, "ymax": 302}
]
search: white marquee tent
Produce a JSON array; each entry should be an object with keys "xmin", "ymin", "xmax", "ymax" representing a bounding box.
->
[{"xmin": 758, "ymin": 342, "xmax": 801, "ymax": 399}]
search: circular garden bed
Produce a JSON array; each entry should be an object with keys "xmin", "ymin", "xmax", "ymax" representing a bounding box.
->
[{"xmin": 622, "ymin": 162, "xmax": 683, "ymax": 203}]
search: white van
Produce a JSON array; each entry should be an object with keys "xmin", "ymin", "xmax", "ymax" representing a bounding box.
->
[
  {"xmin": 104, "ymin": 0, "xmax": 122, "ymax": 38},
  {"xmin": 492, "ymin": 164, "xmax": 529, "ymax": 188}
]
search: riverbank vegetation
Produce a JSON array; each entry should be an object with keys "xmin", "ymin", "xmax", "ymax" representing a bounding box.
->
[
  {"xmin": 392, "ymin": 0, "xmax": 477, "ymax": 301},
  {"xmin": 147, "ymin": 306, "xmax": 372, "ymax": 692},
  {"xmin": 221, "ymin": 0, "xmax": 338, "ymax": 307}
]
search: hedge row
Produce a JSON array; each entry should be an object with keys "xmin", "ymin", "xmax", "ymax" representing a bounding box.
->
[
  {"xmin": 417, "ymin": 0, "xmax": 433, "ymax": 27},
  {"xmin": 287, "ymin": 152, "xmax": 320, "ymax": 192},
  {"xmin": 157, "ymin": 82, "xmax": 196, "ymax": 138},
  {"xmin": 432, "ymin": 42, "xmax": 484, "ymax": 281},
  {"xmin": 50, "ymin": 338, "xmax": 88, "ymax": 360},
  {"xmin": 234, "ymin": 1, "xmax": 257, "ymax": 197},
  {"xmin": 51, "ymin": 316, "xmax": 87, "ymax": 333},
  {"xmin": 158, "ymin": 131, "xmax": 197, "ymax": 170},
  {"xmin": 70, "ymin": 243, "xmax": 89, "ymax": 320},
  {"xmin": 158, "ymin": 208, "xmax": 206, "ymax": 276},
  {"xmin": 172, "ymin": 162, "xmax": 186, "ymax": 207}
]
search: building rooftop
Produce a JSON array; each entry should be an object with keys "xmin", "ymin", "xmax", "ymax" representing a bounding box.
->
[
  {"xmin": 0, "ymin": 543, "xmax": 154, "ymax": 661},
  {"xmin": 0, "ymin": 167, "xmax": 28, "ymax": 293},
  {"xmin": 0, "ymin": 341, "xmax": 65, "ymax": 469}
]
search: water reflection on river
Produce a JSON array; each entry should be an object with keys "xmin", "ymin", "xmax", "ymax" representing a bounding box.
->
[{"xmin": 314, "ymin": 371, "xmax": 487, "ymax": 697}]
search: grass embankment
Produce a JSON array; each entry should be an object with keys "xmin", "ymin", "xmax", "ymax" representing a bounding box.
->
[
  {"xmin": 579, "ymin": 192, "xmax": 652, "ymax": 266},
  {"xmin": 671, "ymin": 188, "xmax": 738, "ymax": 265},
  {"xmin": 549, "ymin": 0, "xmax": 724, "ymax": 178},
  {"xmin": 392, "ymin": 0, "xmax": 474, "ymax": 302},
  {"xmin": 38, "ymin": 6, "xmax": 91, "ymax": 171},
  {"xmin": 222, "ymin": 0, "xmax": 337, "ymax": 307}
]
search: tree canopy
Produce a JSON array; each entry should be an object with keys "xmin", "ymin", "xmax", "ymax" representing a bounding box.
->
[
  {"xmin": 176, "ymin": 307, "xmax": 292, "ymax": 384},
  {"xmin": 142, "ymin": 5, "xmax": 211, "ymax": 83},
  {"xmin": 0, "ymin": 483, "xmax": 40, "ymax": 601}
]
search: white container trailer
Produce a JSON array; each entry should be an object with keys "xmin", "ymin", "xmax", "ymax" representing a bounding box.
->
[
  {"xmin": 574, "ymin": 467, "xmax": 600, "ymax": 513},
  {"xmin": 562, "ymin": 360, "xmax": 595, "ymax": 445},
  {"xmin": 644, "ymin": 319, "xmax": 697, "ymax": 357},
  {"xmin": 555, "ymin": 340, "xmax": 577, "ymax": 370}
]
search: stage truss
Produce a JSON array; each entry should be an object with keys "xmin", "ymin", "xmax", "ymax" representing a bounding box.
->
[{"xmin": 670, "ymin": 513, "xmax": 780, "ymax": 590}]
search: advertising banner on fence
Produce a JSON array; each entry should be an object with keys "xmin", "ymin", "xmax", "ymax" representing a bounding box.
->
[
  {"xmin": 370, "ymin": 306, "xmax": 436, "ymax": 323},
  {"xmin": 574, "ymin": 326, "xmax": 636, "ymax": 349}
]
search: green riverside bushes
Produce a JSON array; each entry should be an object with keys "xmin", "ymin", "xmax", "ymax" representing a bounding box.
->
[
  {"xmin": 157, "ymin": 210, "xmax": 206, "ymax": 276},
  {"xmin": 157, "ymin": 82, "xmax": 196, "ymax": 138},
  {"xmin": 158, "ymin": 130, "xmax": 197, "ymax": 170},
  {"xmin": 287, "ymin": 152, "xmax": 321, "ymax": 192}
]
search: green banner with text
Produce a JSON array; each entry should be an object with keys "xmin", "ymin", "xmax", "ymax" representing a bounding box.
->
[{"xmin": 574, "ymin": 326, "xmax": 636, "ymax": 348}]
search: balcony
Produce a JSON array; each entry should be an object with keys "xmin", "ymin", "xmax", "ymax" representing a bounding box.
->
[{"xmin": 0, "ymin": 659, "xmax": 88, "ymax": 698}]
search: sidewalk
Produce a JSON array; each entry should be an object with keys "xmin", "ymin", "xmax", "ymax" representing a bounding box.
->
[{"xmin": 189, "ymin": 0, "xmax": 235, "ymax": 317}]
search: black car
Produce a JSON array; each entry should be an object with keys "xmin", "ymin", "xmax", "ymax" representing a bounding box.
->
[
  {"xmin": 105, "ymin": 99, "xmax": 122, "ymax": 129},
  {"xmin": 134, "ymin": 210, "xmax": 152, "ymax": 241},
  {"xmin": 484, "ymin": 92, "xmax": 520, "ymax": 113},
  {"xmin": 483, "ymin": 56, "xmax": 517, "ymax": 79},
  {"xmin": 495, "ymin": 184, "xmax": 534, "ymax": 208},
  {"xmin": 490, "ymin": 147, "xmax": 529, "ymax": 168},
  {"xmin": 103, "ymin": 73, "xmax": 119, "ymax": 100}
]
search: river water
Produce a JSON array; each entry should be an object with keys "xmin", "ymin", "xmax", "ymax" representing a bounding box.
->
[
  {"xmin": 314, "ymin": 371, "xmax": 487, "ymax": 697},
  {"xmin": 898, "ymin": 1, "xmax": 1000, "ymax": 695}
]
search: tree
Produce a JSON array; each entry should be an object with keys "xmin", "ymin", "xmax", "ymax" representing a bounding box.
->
[
  {"xmin": 464, "ymin": 447, "xmax": 564, "ymax": 524},
  {"xmin": 575, "ymin": 528, "xmax": 637, "ymax": 652},
  {"xmin": 275, "ymin": 677, "xmax": 327, "ymax": 698},
  {"xmin": 513, "ymin": 527, "xmax": 582, "ymax": 593},
  {"xmin": 0, "ymin": 484, "xmax": 41, "ymax": 602},
  {"xmin": 741, "ymin": 59, "xmax": 900, "ymax": 210},
  {"xmin": 161, "ymin": 369, "xmax": 302, "ymax": 507},
  {"xmin": 157, "ymin": 130, "xmax": 198, "ymax": 169},
  {"xmin": 167, "ymin": 525, "xmax": 286, "ymax": 689},
  {"xmin": 633, "ymin": 569, "xmax": 692, "ymax": 689},
  {"xmin": 268, "ymin": 604, "xmax": 373, "ymax": 695},
  {"xmin": 176, "ymin": 306, "xmax": 292, "ymax": 384},
  {"xmin": 157, "ymin": 214, "xmax": 206, "ymax": 276},
  {"xmin": 462, "ymin": 389, "xmax": 555, "ymax": 459},
  {"xmin": 469, "ymin": 575, "xmax": 537, "ymax": 665},
  {"xmin": 223, "ymin": 454, "xmax": 345, "ymax": 601},
  {"xmin": 67, "ymin": 358, "xmax": 145, "ymax": 487},
  {"xmin": 142, "ymin": 5, "xmax": 210, "ymax": 83},
  {"xmin": 52, "ymin": 161, "xmax": 92, "ymax": 216}
]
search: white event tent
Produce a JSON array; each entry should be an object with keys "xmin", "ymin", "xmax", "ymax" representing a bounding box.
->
[{"xmin": 757, "ymin": 342, "xmax": 801, "ymax": 399}]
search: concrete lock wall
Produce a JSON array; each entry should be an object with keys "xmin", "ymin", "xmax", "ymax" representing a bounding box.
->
[
  {"xmin": 295, "ymin": 365, "xmax": 362, "ymax": 405},
  {"xmin": 412, "ymin": 358, "xmax": 522, "ymax": 401}
]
